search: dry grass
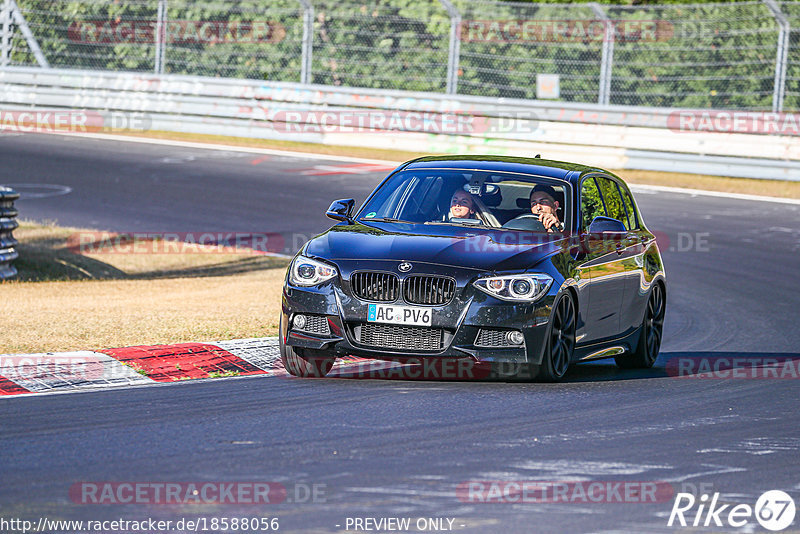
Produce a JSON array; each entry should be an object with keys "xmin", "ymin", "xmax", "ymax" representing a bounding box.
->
[
  {"xmin": 1, "ymin": 221, "xmax": 288, "ymax": 353},
  {"xmin": 1, "ymin": 272, "xmax": 285, "ymax": 353},
  {"xmin": 617, "ymin": 169, "xmax": 800, "ymax": 199},
  {"xmin": 124, "ymin": 130, "xmax": 800, "ymax": 200}
]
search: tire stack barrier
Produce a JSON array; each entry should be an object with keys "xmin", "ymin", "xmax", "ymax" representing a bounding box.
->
[{"xmin": 0, "ymin": 187, "xmax": 20, "ymax": 280}]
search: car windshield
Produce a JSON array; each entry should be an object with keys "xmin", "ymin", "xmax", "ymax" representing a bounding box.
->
[{"xmin": 357, "ymin": 169, "xmax": 570, "ymax": 232}]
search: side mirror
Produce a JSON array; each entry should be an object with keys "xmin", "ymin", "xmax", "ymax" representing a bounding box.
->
[
  {"xmin": 326, "ymin": 198, "xmax": 355, "ymax": 223},
  {"xmin": 588, "ymin": 216, "xmax": 626, "ymax": 234}
]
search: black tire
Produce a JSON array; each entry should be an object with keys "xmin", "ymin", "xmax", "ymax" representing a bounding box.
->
[
  {"xmin": 512, "ymin": 293, "xmax": 576, "ymax": 382},
  {"xmin": 537, "ymin": 292, "xmax": 577, "ymax": 382},
  {"xmin": 280, "ymin": 344, "xmax": 336, "ymax": 378},
  {"xmin": 279, "ymin": 317, "xmax": 336, "ymax": 377},
  {"xmin": 615, "ymin": 282, "xmax": 665, "ymax": 369}
]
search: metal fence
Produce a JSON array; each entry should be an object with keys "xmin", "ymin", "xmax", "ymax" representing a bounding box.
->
[{"xmin": 1, "ymin": 0, "xmax": 799, "ymax": 112}]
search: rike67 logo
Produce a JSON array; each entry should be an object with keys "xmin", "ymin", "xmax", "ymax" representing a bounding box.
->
[{"xmin": 668, "ymin": 490, "xmax": 796, "ymax": 531}]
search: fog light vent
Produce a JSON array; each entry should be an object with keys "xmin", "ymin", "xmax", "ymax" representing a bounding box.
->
[
  {"xmin": 293, "ymin": 314, "xmax": 330, "ymax": 336},
  {"xmin": 475, "ymin": 329, "xmax": 522, "ymax": 347}
]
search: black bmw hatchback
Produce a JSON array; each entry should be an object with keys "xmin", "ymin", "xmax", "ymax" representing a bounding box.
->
[{"xmin": 280, "ymin": 155, "xmax": 666, "ymax": 381}]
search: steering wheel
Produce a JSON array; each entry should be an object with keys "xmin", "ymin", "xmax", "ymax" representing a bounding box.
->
[{"xmin": 502, "ymin": 213, "xmax": 546, "ymax": 232}]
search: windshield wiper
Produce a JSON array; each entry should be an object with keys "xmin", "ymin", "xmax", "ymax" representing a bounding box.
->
[
  {"xmin": 360, "ymin": 217, "xmax": 411, "ymax": 223},
  {"xmin": 424, "ymin": 220, "xmax": 485, "ymax": 227}
]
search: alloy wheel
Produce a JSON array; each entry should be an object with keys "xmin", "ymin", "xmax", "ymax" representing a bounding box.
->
[
  {"xmin": 549, "ymin": 295, "xmax": 576, "ymax": 378},
  {"xmin": 644, "ymin": 284, "xmax": 665, "ymax": 365}
]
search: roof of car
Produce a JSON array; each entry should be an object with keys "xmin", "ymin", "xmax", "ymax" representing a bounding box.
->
[{"xmin": 402, "ymin": 155, "xmax": 605, "ymax": 182}]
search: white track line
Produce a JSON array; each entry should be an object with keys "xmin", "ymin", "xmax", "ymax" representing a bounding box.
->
[
  {"xmin": 629, "ymin": 184, "xmax": 800, "ymax": 206},
  {"xmin": 48, "ymin": 131, "xmax": 399, "ymax": 165}
]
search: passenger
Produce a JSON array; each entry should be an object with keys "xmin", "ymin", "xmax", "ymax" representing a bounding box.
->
[
  {"xmin": 529, "ymin": 185, "xmax": 564, "ymax": 232},
  {"xmin": 448, "ymin": 189, "xmax": 477, "ymax": 220}
]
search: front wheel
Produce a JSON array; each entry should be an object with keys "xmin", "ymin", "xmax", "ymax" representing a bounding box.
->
[
  {"xmin": 511, "ymin": 293, "xmax": 575, "ymax": 382},
  {"xmin": 615, "ymin": 283, "xmax": 665, "ymax": 369},
  {"xmin": 279, "ymin": 317, "xmax": 336, "ymax": 377},
  {"xmin": 280, "ymin": 343, "xmax": 336, "ymax": 378},
  {"xmin": 537, "ymin": 292, "xmax": 577, "ymax": 382}
]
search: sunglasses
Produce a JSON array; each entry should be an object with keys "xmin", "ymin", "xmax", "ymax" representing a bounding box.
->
[
  {"xmin": 451, "ymin": 198, "xmax": 473, "ymax": 207},
  {"xmin": 530, "ymin": 197, "xmax": 555, "ymax": 207}
]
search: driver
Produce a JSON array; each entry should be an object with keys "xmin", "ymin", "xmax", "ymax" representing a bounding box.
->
[
  {"xmin": 448, "ymin": 189, "xmax": 477, "ymax": 220},
  {"xmin": 528, "ymin": 185, "xmax": 564, "ymax": 232}
]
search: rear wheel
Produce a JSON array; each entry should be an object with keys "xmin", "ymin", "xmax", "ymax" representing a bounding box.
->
[
  {"xmin": 279, "ymin": 317, "xmax": 336, "ymax": 377},
  {"xmin": 615, "ymin": 283, "xmax": 665, "ymax": 369}
]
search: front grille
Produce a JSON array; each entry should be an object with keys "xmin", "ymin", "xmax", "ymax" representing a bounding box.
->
[
  {"xmin": 475, "ymin": 329, "xmax": 514, "ymax": 347},
  {"xmin": 294, "ymin": 315, "xmax": 331, "ymax": 336},
  {"xmin": 351, "ymin": 271, "xmax": 399, "ymax": 302},
  {"xmin": 358, "ymin": 323, "xmax": 444, "ymax": 351},
  {"xmin": 403, "ymin": 275, "xmax": 456, "ymax": 305}
]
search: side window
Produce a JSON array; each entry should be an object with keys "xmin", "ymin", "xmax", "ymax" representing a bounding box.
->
[
  {"xmin": 398, "ymin": 176, "xmax": 443, "ymax": 222},
  {"xmin": 595, "ymin": 177, "xmax": 628, "ymax": 229},
  {"xmin": 580, "ymin": 178, "xmax": 604, "ymax": 230},
  {"xmin": 617, "ymin": 183, "xmax": 639, "ymax": 230},
  {"xmin": 364, "ymin": 174, "xmax": 415, "ymax": 219}
]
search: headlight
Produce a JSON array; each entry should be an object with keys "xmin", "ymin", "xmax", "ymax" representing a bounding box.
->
[
  {"xmin": 289, "ymin": 255, "xmax": 338, "ymax": 287},
  {"xmin": 473, "ymin": 273, "xmax": 553, "ymax": 302}
]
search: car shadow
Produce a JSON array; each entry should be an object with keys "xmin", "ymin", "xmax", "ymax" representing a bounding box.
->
[{"xmin": 325, "ymin": 351, "xmax": 800, "ymax": 383}]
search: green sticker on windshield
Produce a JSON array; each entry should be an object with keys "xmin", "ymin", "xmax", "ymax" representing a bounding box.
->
[{"xmin": 365, "ymin": 212, "xmax": 377, "ymax": 218}]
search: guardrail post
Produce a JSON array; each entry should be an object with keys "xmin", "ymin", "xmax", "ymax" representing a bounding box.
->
[
  {"xmin": 764, "ymin": 0, "xmax": 789, "ymax": 113},
  {"xmin": 590, "ymin": 3, "xmax": 614, "ymax": 106},
  {"xmin": 439, "ymin": 0, "xmax": 461, "ymax": 94},
  {"xmin": 1, "ymin": 0, "xmax": 11, "ymax": 68},
  {"xmin": 0, "ymin": 186, "xmax": 20, "ymax": 280},
  {"xmin": 298, "ymin": 0, "xmax": 314, "ymax": 85},
  {"xmin": 8, "ymin": 0, "xmax": 48, "ymax": 68},
  {"xmin": 154, "ymin": 0, "xmax": 167, "ymax": 74}
]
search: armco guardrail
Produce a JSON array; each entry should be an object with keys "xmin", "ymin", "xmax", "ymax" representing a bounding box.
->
[
  {"xmin": 0, "ymin": 186, "xmax": 20, "ymax": 280},
  {"xmin": 1, "ymin": 66, "xmax": 799, "ymax": 180}
]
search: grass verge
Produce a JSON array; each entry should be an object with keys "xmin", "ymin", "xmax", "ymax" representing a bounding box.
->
[{"xmin": 1, "ymin": 221, "xmax": 287, "ymax": 354}]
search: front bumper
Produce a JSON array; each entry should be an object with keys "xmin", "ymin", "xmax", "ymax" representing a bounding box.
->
[{"xmin": 281, "ymin": 281, "xmax": 556, "ymax": 365}]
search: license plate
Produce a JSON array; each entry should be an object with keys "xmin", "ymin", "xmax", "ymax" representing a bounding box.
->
[{"xmin": 367, "ymin": 304, "xmax": 432, "ymax": 326}]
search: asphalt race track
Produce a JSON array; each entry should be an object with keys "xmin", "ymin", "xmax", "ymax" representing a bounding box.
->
[{"xmin": 2, "ymin": 133, "xmax": 800, "ymax": 533}]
